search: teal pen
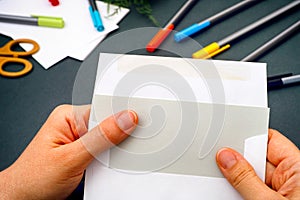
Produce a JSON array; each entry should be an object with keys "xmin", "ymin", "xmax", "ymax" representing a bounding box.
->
[
  {"xmin": 174, "ymin": 0, "xmax": 259, "ymax": 42},
  {"xmin": 88, "ymin": 0, "xmax": 104, "ymax": 31}
]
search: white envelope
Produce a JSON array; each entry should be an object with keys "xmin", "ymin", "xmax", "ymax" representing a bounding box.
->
[{"xmin": 84, "ymin": 53, "xmax": 269, "ymax": 200}]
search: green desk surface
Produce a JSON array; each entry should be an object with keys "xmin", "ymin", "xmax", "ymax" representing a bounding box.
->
[{"xmin": 0, "ymin": 0, "xmax": 299, "ymax": 198}]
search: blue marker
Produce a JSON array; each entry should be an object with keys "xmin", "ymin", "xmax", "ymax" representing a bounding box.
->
[
  {"xmin": 175, "ymin": 0, "xmax": 259, "ymax": 42},
  {"xmin": 88, "ymin": 0, "xmax": 104, "ymax": 32}
]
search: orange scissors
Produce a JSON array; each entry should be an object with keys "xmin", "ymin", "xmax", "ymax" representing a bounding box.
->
[{"xmin": 0, "ymin": 39, "xmax": 39, "ymax": 77}]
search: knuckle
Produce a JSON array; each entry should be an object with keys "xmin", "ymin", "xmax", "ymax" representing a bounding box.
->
[
  {"xmin": 47, "ymin": 104, "xmax": 73, "ymax": 124},
  {"xmin": 99, "ymin": 119, "xmax": 127, "ymax": 145},
  {"xmin": 99, "ymin": 124, "xmax": 116, "ymax": 144},
  {"xmin": 53, "ymin": 104, "xmax": 71, "ymax": 113},
  {"xmin": 231, "ymin": 164, "xmax": 256, "ymax": 189},
  {"xmin": 50, "ymin": 104, "xmax": 73, "ymax": 118}
]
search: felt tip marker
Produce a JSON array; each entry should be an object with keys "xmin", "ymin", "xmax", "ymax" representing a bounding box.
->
[
  {"xmin": 192, "ymin": 1, "xmax": 300, "ymax": 59},
  {"xmin": 88, "ymin": 0, "xmax": 104, "ymax": 31},
  {"xmin": 0, "ymin": 14, "xmax": 64, "ymax": 28},
  {"xmin": 268, "ymin": 74, "xmax": 300, "ymax": 90},
  {"xmin": 175, "ymin": 0, "xmax": 258, "ymax": 42},
  {"xmin": 241, "ymin": 20, "xmax": 300, "ymax": 62},
  {"xmin": 146, "ymin": 0, "xmax": 198, "ymax": 53}
]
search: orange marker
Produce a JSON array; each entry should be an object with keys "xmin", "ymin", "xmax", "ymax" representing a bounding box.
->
[{"xmin": 146, "ymin": 0, "xmax": 198, "ymax": 53}]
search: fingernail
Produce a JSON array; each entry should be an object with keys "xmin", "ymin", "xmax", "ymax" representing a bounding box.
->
[
  {"xmin": 116, "ymin": 110, "xmax": 138, "ymax": 132},
  {"xmin": 217, "ymin": 148, "xmax": 237, "ymax": 169}
]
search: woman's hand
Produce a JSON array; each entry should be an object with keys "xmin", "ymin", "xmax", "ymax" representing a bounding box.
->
[
  {"xmin": 0, "ymin": 105, "xmax": 138, "ymax": 200},
  {"xmin": 216, "ymin": 129, "xmax": 300, "ymax": 200}
]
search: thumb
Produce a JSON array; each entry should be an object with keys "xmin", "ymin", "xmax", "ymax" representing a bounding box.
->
[
  {"xmin": 69, "ymin": 110, "xmax": 138, "ymax": 169},
  {"xmin": 216, "ymin": 148, "xmax": 279, "ymax": 200}
]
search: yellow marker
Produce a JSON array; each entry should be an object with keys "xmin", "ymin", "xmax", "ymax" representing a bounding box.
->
[{"xmin": 192, "ymin": 42, "xmax": 230, "ymax": 59}]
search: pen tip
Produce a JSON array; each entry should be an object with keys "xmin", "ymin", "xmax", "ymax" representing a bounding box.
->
[
  {"xmin": 97, "ymin": 26, "xmax": 104, "ymax": 32},
  {"xmin": 146, "ymin": 45, "xmax": 156, "ymax": 53}
]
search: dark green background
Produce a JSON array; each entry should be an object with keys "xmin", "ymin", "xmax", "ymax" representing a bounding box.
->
[{"xmin": 0, "ymin": 0, "xmax": 299, "ymax": 199}]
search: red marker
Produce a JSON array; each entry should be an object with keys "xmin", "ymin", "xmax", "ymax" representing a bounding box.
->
[
  {"xmin": 146, "ymin": 0, "xmax": 198, "ymax": 53},
  {"xmin": 49, "ymin": 0, "xmax": 60, "ymax": 6}
]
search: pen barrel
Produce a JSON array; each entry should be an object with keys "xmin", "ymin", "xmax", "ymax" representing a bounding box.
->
[
  {"xmin": 218, "ymin": 1, "xmax": 300, "ymax": 46},
  {"xmin": 207, "ymin": 0, "xmax": 258, "ymax": 24},
  {"xmin": 242, "ymin": 20, "xmax": 300, "ymax": 62},
  {"xmin": 0, "ymin": 14, "xmax": 37, "ymax": 26},
  {"xmin": 267, "ymin": 73, "xmax": 293, "ymax": 81},
  {"xmin": 167, "ymin": 0, "xmax": 198, "ymax": 26},
  {"xmin": 88, "ymin": 0, "xmax": 98, "ymax": 11},
  {"xmin": 282, "ymin": 75, "xmax": 300, "ymax": 85}
]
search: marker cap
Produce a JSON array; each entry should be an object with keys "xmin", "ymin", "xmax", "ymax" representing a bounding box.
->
[
  {"xmin": 146, "ymin": 24, "xmax": 174, "ymax": 53},
  {"xmin": 192, "ymin": 42, "xmax": 220, "ymax": 59},
  {"xmin": 32, "ymin": 15, "xmax": 64, "ymax": 28},
  {"xmin": 174, "ymin": 21, "xmax": 211, "ymax": 42},
  {"xmin": 88, "ymin": 7, "xmax": 104, "ymax": 32},
  {"xmin": 192, "ymin": 42, "xmax": 230, "ymax": 59}
]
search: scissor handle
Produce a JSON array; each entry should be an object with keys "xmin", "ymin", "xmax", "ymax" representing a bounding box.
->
[
  {"xmin": 0, "ymin": 57, "xmax": 32, "ymax": 77},
  {"xmin": 0, "ymin": 39, "xmax": 40, "ymax": 57}
]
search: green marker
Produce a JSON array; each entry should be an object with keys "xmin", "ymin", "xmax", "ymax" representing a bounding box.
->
[{"xmin": 0, "ymin": 14, "xmax": 64, "ymax": 28}]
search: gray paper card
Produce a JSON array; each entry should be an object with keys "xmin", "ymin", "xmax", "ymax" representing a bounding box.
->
[{"xmin": 92, "ymin": 95, "xmax": 269, "ymax": 177}]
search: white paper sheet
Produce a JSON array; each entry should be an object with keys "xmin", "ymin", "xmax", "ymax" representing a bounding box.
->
[
  {"xmin": 70, "ymin": 3, "xmax": 130, "ymax": 61},
  {"xmin": 84, "ymin": 53, "xmax": 269, "ymax": 200},
  {"xmin": 0, "ymin": 0, "xmax": 129, "ymax": 69}
]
